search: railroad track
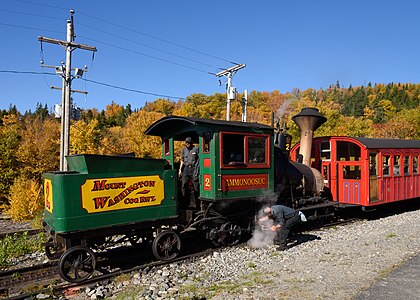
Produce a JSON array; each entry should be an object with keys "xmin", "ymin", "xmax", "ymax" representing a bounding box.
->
[
  {"xmin": 2, "ymin": 246, "xmax": 214, "ymax": 300},
  {"xmin": 0, "ymin": 215, "xmax": 373, "ymax": 299},
  {"xmin": 0, "ymin": 262, "xmax": 59, "ymax": 299}
]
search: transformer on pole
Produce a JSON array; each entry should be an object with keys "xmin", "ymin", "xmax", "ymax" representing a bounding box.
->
[{"xmin": 215, "ymin": 64, "xmax": 246, "ymax": 121}]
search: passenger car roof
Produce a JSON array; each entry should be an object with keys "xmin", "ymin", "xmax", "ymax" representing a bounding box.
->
[{"xmin": 352, "ymin": 137, "xmax": 420, "ymax": 149}]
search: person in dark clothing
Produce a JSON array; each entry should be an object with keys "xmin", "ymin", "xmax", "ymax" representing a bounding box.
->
[
  {"xmin": 259, "ymin": 205, "xmax": 303, "ymax": 251},
  {"xmin": 179, "ymin": 137, "xmax": 199, "ymax": 208}
]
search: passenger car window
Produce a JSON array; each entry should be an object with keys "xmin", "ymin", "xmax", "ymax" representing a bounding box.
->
[
  {"xmin": 383, "ymin": 155, "xmax": 390, "ymax": 177},
  {"xmin": 404, "ymin": 155, "xmax": 410, "ymax": 175},
  {"xmin": 393, "ymin": 155, "xmax": 401, "ymax": 176}
]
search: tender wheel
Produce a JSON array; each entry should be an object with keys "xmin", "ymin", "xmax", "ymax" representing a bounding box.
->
[
  {"xmin": 220, "ymin": 222, "xmax": 243, "ymax": 246},
  {"xmin": 59, "ymin": 246, "xmax": 96, "ymax": 283},
  {"xmin": 45, "ymin": 243, "xmax": 62, "ymax": 260},
  {"xmin": 129, "ymin": 233, "xmax": 150, "ymax": 247},
  {"xmin": 152, "ymin": 230, "xmax": 181, "ymax": 261}
]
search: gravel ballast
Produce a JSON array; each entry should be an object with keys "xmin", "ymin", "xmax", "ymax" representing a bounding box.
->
[{"xmin": 69, "ymin": 207, "xmax": 420, "ymax": 300}]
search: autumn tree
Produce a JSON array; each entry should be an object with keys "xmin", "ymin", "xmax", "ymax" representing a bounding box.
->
[
  {"xmin": 70, "ymin": 119, "xmax": 102, "ymax": 154},
  {"xmin": 372, "ymin": 108, "xmax": 420, "ymax": 139},
  {"xmin": 104, "ymin": 101, "xmax": 127, "ymax": 127},
  {"xmin": 6, "ymin": 176, "xmax": 43, "ymax": 221},
  {"xmin": 16, "ymin": 118, "xmax": 60, "ymax": 181},
  {"xmin": 0, "ymin": 114, "xmax": 21, "ymax": 202},
  {"xmin": 100, "ymin": 126, "xmax": 132, "ymax": 155},
  {"xmin": 123, "ymin": 110, "xmax": 164, "ymax": 158},
  {"xmin": 143, "ymin": 99, "xmax": 176, "ymax": 115}
]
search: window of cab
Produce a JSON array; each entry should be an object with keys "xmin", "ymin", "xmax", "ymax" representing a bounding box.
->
[
  {"xmin": 221, "ymin": 132, "xmax": 269, "ymax": 168},
  {"xmin": 336, "ymin": 141, "xmax": 361, "ymax": 161}
]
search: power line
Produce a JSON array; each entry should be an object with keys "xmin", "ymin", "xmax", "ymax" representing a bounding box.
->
[
  {"xmin": 77, "ymin": 22, "xmax": 222, "ymax": 70},
  {"xmin": 1, "ymin": 16, "xmax": 222, "ymax": 75},
  {"xmin": 0, "ymin": 8, "xmax": 63, "ymax": 20},
  {"xmin": 0, "ymin": 70, "xmax": 185, "ymax": 100},
  {"xmin": 0, "ymin": 70, "xmax": 56, "ymax": 75},
  {"xmin": 81, "ymin": 78, "xmax": 185, "ymax": 100},
  {"xmin": 0, "ymin": 22, "xmax": 64, "ymax": 35},
  {"xmin": 78, "ymin": 35, "xmax": 216, "ymax": 75},
  {"xmin": 78, "ymin": 11, "xmax": 239, "ymax": 66},
  {"xmin": 11, "ymin": 0, "xmax": 68, "ymax": 11},
  {"xmin": 10, "ymin": 0, "xmax": 238, "ymax": 66}
]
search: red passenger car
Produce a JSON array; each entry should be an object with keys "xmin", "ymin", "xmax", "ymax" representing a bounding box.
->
[{"xmin": 290, "ymin": 137, "xmax": 420, "ymax": 207}]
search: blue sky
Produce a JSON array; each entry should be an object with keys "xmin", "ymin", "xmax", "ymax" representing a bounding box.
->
[{"xmin": 1, "ymin": 0, "xmax": 420, "ymax": 113}]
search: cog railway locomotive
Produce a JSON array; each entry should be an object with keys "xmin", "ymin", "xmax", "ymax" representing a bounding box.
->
[{"xmin": 42, "ymin": 108, "xmax": 420, "ymax": 282}]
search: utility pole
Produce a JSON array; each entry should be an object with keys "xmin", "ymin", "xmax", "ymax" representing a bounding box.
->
[
  {"xmin": 215, "ymin": 63, "xmax": 246, "ymax": 121},
  {"xmin": 38, "ymin": 10, "xmax": 96, "ymax": 171}
]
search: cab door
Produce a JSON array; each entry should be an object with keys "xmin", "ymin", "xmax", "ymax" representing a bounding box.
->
[
  {"xmin": 322, "ymin": 162, "xmax": 331, "ymax": 188},
  {"xmin": 338, "ymin": 162, "xmax": 362, "ymax": 205},
  {"xmin": 369, "ymin": 152, "xmax": 379, "ymax": 202}
]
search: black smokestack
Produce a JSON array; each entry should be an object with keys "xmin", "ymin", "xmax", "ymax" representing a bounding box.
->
[{"xmin": 292, "ymin": 108, "xmax": 327, "ymax": 166}]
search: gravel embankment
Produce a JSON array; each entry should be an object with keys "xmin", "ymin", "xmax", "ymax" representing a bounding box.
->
[{"xmin": 68, "ymin": 208, "xmax": 420, "ymax": 300}]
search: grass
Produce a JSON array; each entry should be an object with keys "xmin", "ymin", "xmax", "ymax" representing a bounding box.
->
[
  {"xmin": 386, "ymin": 232, "xmax": 398, "ymax": 239},
  {"xmin": 0, "ymin": 232, "xmax": 45, "ymax": 267}
]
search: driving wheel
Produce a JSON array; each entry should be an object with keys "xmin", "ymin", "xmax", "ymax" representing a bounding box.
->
[
  {"xmin": 152, "ymin": 230, "xmax": 181, "ymax": 261},
  {"xmin": 220, "ymin": 222, "xmax": 243, "ymax": 246},
  {"xmin": 58, "ymin": 246, "xmax": 96, "ymax": 283}
]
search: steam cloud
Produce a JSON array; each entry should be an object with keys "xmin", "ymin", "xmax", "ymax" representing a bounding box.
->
[{"xmin": 247, "ymin": 208, "xmax": 277, "ymax": 248}]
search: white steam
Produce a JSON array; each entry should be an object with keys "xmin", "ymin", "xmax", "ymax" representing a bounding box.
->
[{"xmin": 247, "ymin": 208, "xmax": 277, "ymax": 248}]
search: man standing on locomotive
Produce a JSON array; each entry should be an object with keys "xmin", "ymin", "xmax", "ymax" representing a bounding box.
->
[
  {"xmin": 259, "ymin": 205, "xmax": 305, "ymax": 251},
  {"xmin": 179, "ymin": 137, "xmax": 199, "ymax": 208}
]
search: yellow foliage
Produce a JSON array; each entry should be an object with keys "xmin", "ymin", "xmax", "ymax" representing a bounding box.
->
[
  {"xmin": 100, "ymin": 126, "xmax": 131, "ymax": 155},
  {"xmin": 105, "ymin": 101, "xmax": 124, "ymax": 119},
  {"xmin": 123, "ymin": 110, "xmax": 164, "ymax": 158},
  {"xmin": 6, "ymin": 176, "xmax": 44, "ymax": 221},
  {"xmin": 17, "ymin": 119, "xmax": 60, "ymax": 179},
  {"xmin": 1, "ymin": 114, "xmax": 19, "ymax": 126},
  {"xmin": 70, "ymin": 119, "xmax": 101, "ymax": 154}
]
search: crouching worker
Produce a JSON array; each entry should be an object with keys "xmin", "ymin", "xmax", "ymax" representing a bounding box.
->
[{"xmin": 259, "ymin": 205, "xmax": 306, "ymax": 251}]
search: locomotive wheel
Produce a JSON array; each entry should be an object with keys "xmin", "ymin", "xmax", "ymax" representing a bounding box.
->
[
  {"xmin": 220, "ymin": 222, "xmax": 243, "ymax": 246},
  {"xmin": 152, "ymin": 230, "xmax": 181, "ymax": 261},
  {"xmin": 58, "ymin": 246, "xmax": 96, "ymax": 283},
  {"xmin": 208, "ymin": 227, "xmax": 223, "ymax": 247}
]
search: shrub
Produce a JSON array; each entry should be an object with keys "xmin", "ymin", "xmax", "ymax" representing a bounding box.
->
[
  {"xmin": 0, "ymin": 232, "xmax": 44, "ymax": 267},
  {"xmin": 6, "ymin": 176, "xmax": 44, "ymax": 221}
]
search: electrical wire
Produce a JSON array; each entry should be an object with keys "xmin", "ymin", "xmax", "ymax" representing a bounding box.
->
[
  {"xmin": 10, "ymin": 0, "xmax": 68, "ymax": 11},
  {"xmin": 0, "ymin": 22, "xmax": 64, "ymax": 35},
  {"xmin": 0, "ymin": 19, "xmax": 221, "ymax": 75},
  {"xmin": 0, "ymin": 8, "xmax": 63, "ymax": 20},
  {"xmin": 81, "ymin": 78, "xmax": 185, "ymax": 100},
  {"xmin": 0, "ymin": 70, "xmax": 56, "ymax": 76},
  {"xmin": 9, "ymin": 0, "xmax": 238, "ymax": 66},
  {"xmin": 78, "ymin": 11, "xmax": 239, "ymax": 65},
  {"xmin": 0, "ymin": 70, "xmax": 185, "ymax": 100},
  {"xmin": 39, "ymin": 45, "xmax": 52, "ymax": 89},
  {"xmin": 78, "ymin": 35, "xmax": 216, "ymax": 75},
  {"xmin": 78, "ymin": 22, "xmax": 222, "ymax": 70}
]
